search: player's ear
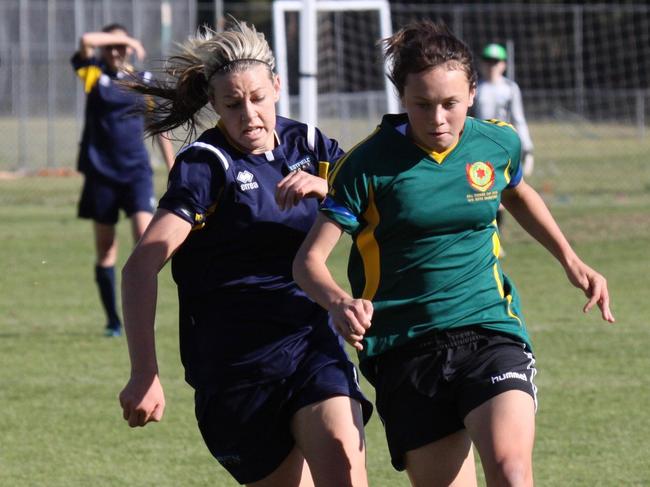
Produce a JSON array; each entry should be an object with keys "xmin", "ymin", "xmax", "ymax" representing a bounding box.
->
[
  {"xmin": 272, "ymin": 74, "xmax": 281, "ymax": 103},
  {"xmin": 467, "ymin": 85, "xmax": 476, "ymax": 108}
]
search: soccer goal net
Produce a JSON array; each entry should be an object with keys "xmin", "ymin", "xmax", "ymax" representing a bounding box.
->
[{"xmin": 273, "ymin": 0, "xmax": 398, "ymax": 150}]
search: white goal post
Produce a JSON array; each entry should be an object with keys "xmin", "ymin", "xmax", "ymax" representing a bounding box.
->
[{"xmin": 272, "ymin": 0, "xmax": 399, "ymax": 129}]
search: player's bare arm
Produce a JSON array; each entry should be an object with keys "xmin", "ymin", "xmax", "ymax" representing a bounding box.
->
[
  {"xmin": 119, "ymin": 210, "xmax": 192, "ymax": 427},
  {"xmin": 78, "ymin": 31, "xmax": 146, "ymax": 61},
  {"xmin": 502, "ymin": 181, "xmax": 615, "ymax": 322},
  {"xmin": 294, "ymin": 214, "xmax": 372, "ymax": 350}
]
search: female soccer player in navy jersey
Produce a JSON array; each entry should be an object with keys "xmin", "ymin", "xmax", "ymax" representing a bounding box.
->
[
  {"xmin": 117, "ymin": 20, "xmax": 372, "ymax": 487},
  {"xmin": 294, "ymin": 20, "xmax": 614, "ymax": 487},
  {"xmin": 72, "ymin": 24, "xmax": 174, "ymax": 337}
]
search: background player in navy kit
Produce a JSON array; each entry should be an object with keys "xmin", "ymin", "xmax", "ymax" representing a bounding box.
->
[
  {"xmin": 294, "ymin": 21, "xmax": 614, "ymax": 487},
  {"xmin": 72, "ymin": 24, "xmax": 175, "ymax": 337},
  {"xmin": 117, "ymin": 21, "xmax": 372, "ymax": 487}
]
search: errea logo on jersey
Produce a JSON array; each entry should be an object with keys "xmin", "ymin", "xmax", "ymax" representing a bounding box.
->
[{"xmin": 236, "ymin": 170, "xmax": 259, "ymax": 191}]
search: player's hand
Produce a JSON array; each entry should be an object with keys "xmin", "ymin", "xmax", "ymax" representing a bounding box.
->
[
  {"xmin": 119, "ymin": 372, "xmax": 165, "ymax": 427},
  {"xmin": 523, "ymin": 153, "xmax": 535, "ymax": 178},
  {"xmin": 127, "ymin": 38, "xmax": 146, "ymax": 62},
  {"xmin": 330, "ymin": 298, "xmax": 373, "ymax": 351},
  {"xmin": 275, "ymin": 170, "xmax": 328, "ymax": 210},
  {"xmin": 564, "ymin": 259, "xmax": 615, "ymax": 323}
]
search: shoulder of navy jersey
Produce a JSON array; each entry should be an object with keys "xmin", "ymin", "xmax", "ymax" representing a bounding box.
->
[
  {"xmin": 176, "ymin": 128, "xmax": 231, "ymax": 173},
  {"xmin": 70, "ymin": 52, "xmax": 100, "ymax": 70},
  {"xmin": 275, "ymin": 115, "xmax": 343, "ymax": 164},
  {"xmin": 160, "ymin": 128, "xmax": 230, "ymax": 225}
]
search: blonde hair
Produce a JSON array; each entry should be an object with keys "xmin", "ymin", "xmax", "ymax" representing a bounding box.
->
[{"xmin": 127, "ymin": 19, "xmax": 275, "ymax": 138}]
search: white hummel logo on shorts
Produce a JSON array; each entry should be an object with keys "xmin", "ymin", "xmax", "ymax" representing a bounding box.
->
[
  {"xmin": 236, "ymin": 170, "xmax": 259, "ymax": 191},
  {"xmin": 491, "ymin": 371, "xmax": 528, "ymax": 384}
]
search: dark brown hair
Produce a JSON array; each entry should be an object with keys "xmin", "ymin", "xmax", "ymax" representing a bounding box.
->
[
  {"xmin": 102, "ymin": 23, "xmax": 128, "ymax": 34},
  {"xmin": 382, "ymin": 20, "xmax": 477, "ymax": 97}
]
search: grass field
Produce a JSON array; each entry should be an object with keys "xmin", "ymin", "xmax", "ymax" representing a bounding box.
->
[{"xmin": 1, "ymin": 153, "xmax": 650, "ymax": 485}]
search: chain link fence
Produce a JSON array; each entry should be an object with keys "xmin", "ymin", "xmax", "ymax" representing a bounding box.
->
[{"xmin": 2, "ymin": 1, "xmax": 649, "ymax": 206}]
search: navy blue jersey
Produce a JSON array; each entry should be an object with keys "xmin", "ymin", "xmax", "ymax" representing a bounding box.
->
[
  {"xmin": 158, "ymin": 116, "xmax": 344, "ymax": 389},
  {"xmin": 71, "ymin": 53, "xmax": 152, "ymax": 183}
]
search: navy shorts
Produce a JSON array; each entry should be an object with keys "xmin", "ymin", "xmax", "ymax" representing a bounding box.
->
[
  {"xmin": 364, "ymin": 327, "xmax": 537, "ymax": 471},
  {"xmin": 78, "ymin": 174, "xmax": 155, "ymax": 224},
  {"xmin": 194, "ymin": 344, "xmax": 373, "ymax": 485}
]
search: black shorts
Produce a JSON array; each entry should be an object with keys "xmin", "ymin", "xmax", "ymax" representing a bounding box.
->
[
  {"xmin": 78, "ymin": 174, "xmax": 155, "ymax": 224},
  {"xmin": 364, "ymin": 327, "xmax": 537, "ymax": 471},
  {"xmin": 194, "ymin": 349, "xmax": 373, "ymax": 485}
]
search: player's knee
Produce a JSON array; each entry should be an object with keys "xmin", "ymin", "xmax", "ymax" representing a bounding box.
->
[{"xmin": 488, "ymin": 456, "xmax": 532, "ymax": 487}]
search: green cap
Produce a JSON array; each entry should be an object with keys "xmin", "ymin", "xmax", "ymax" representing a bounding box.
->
[{"xmin": 482, "ymin": 43, "xmax": 507, "ymax": 61}]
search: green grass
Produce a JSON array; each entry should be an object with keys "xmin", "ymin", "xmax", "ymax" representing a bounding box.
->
[{"xmin": 1, "ymin": 168, "xmax": 649, "ymax": 486}]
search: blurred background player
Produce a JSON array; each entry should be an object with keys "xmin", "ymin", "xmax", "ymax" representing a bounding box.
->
[
  {"xmin": 117, "ymin": 20, "xmax": 372, "ymax": 487},
  {"xmin": 72, "ymin": 23, "xmax": 174, "ymax": 337},
  {"xmin": 475, "ymin": 43, "xmax": 534, "ymax": 176},
  {"xmin": 475, "ymin": 43, "xmax": 534, "ymax": 244}
]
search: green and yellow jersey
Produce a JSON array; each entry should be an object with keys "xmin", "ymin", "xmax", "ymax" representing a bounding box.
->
[{"xmin": 321, "ymin": 113, "xmax": 530, "ymax": 365}]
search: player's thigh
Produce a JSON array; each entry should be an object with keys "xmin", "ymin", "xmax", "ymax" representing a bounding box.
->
[
  {"xmin": 248, "ymin": 447, "xmax": 314, "ymax": 487},
  {"xmin": 404, "ymin": 430, "xmax": 477, "ymax": 487},
  {"xmin": 130, "ymin": 210, "xmax": 153, "ymax": 241},
  {"xmin": 291, "ymin": 395, "xmax": 367, "ymax": 487},
  {"xmin": 464, "ymin": 390, "xmax": 535, "ymax": 484}
]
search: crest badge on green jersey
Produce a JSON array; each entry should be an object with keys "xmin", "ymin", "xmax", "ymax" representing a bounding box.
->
[{"xmin": 465, "ymin": 161, "xmax": 495, "ymax": 192}]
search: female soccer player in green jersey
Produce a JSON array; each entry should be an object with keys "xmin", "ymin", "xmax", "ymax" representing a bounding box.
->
[{"xmin": 294, "ymin": 20, "xmax": 614, "ymax": 487}]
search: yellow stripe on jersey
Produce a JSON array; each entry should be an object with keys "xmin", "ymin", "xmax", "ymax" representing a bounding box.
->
[
  {"xmin": 357, "ymin": 182, "xmax": 381, "ymax": 300},
  {"xmin": 318, "ymin": 161, "xmax": 329, "ymax": 180},
  {"xmin": 492, "ymin": 264, "xmax": 523, "ymax": 325},
  {"xmin": 492, "ymin": 231, "xmax": 501, "ymax": 258},
  {"xmin": 492, "ymin": 230, "xmax": 523, "ymax": 325},
  {"xmin": 76, "ymin": 65, "xmax": 103, "ymax": 93},
  {"xmin": 504, "ymin": 158, "xmax": 512, "ymax": 184},
  {"xmin": 190, "ymin": 188, "xmax": 223, "ymax": 231},
  {"xmin": 492, "ymin": 263, "xmax": 505, "ymax": 298},
  {"xmin": 486, "ymin": 118, "xmax": 516, "ymax": 131},
  {"xmin": 328, "ymin": 127, "xmax": 380, "ymax": 187}
]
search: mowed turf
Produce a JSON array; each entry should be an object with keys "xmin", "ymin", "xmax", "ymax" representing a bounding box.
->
[{"xmin": 1, "ymin": 165, "xmax": 649, "ymax": 486}]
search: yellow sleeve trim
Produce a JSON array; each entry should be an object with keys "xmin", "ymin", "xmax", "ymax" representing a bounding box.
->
[
  {"xmin": 76, "ymin": 65, "xmax": 103, "ymax": 93},
  {"xmin": 318, "ymin": 161, "xmax": 330, "ymax": 180},
  {"xmin": 357, "ymin": 183, "xmax": 381, "ymax": 300}
]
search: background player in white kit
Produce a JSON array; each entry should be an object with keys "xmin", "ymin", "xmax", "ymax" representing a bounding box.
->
[{"xmin": 475, "ymin": 43, "xmax": 534, "ymax": 177}]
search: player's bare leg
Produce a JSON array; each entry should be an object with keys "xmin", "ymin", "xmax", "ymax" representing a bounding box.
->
[
  {"xmin": 404, "ymin": 430, "xmax": 477, "ymax": 487},
  {"xmin": 248, "ymin": 447, "xmax": 314, "ymax": 487},
  {"xmin": 94, "ymin": 222, "xmax": 118, "ymax": 267},
  {"xmin": 291, "ymin": 395, "xmax": 368, "ymax": 487},
  {"xmin": 464, "ymin": 390, "xmax": 535, "ymax": 487},
  {"xmin": 130, "ymin": 210, "xmax": 153, "ymax": 243}
]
